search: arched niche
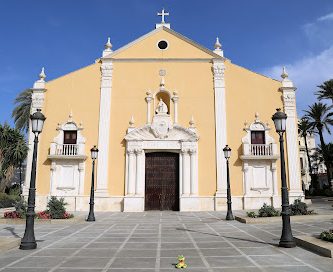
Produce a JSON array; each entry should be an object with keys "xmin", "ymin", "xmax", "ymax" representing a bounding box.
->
[{"xmin": 155, "ymin": 91, "xmax": 171, "ymax": 114}]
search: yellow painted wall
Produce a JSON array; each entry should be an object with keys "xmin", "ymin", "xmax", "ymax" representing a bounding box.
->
[
  {"xmin": 36, "ymin": 63, "xmax": 101, "ymax": 195},
  {"xmin": 224, "ymin": 61, "xmax": 284, "ymax": 195},
  {"xmin": 35, "ymin": 27, "xmax": 296, "ymax": 200}
]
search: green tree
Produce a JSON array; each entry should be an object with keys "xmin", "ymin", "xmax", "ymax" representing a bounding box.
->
[
  {"xmin": 0, "ymin": 124, "xmax": 28, "ymax": 192},
  {"xmin": 304, "ymin": 103, "xmax": 333, "ymax": 185},
  {"xmin": 298, "ymin": 118, "xmax": 313, "ymax": 174},
  {"xmin": 12, "ymin": 89, "xmax": 32, "ymax": 133},
  {"xmin": 317, "ymin": 79, "xmax": 333, "ymax": 104}
]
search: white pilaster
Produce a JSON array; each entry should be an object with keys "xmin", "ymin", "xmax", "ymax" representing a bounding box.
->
[
  {"xmin": 96, "ymin": 59, "xmax": 113, "ymax": 196},
  {"xmin": 127, "ymin": 150, "xmax": 136, "ymax": 195},
  {"xmin": 172, "ymin": 91, "xmax": 179, "ymax": 124},
  {"xmin": 23, "ymin": 68, "xmax": 47, "ymax": 196},
  {"xmin": 135, "ymin": 149, "xmax": 143, "ymax": 195},
  {"xmin": 49, "ymin": 162, "xmax": 56, "ymax": 195},
  {"xmin": 189, "ymin": 149, "xmax": 198, "ymax": 195},
  {"xmin": 145, "ymin": 92, "xmax": 153, "ymax": 124},
  {"xmin": 78, "ymin": 162, "xmax": 85, "ymax": 195},
  {"xmin": 280, "ymin": 68, "xmax": 304, "ymax": 199},
  {"xmin": 181, "ymin": 149, "xmax": 190, "ymax": 196},
  {"xmin": 212, "ymin": 59, "xmax": 228, "ymax": 197}
]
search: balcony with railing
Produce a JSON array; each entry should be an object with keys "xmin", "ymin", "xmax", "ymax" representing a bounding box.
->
[
  {"xmin": 48, "ymin": 143, "xmax": 87, "ymax": 160},
  {"xmin": 241, "ymin": 143, "xmax": 279, "ymax": 160}
]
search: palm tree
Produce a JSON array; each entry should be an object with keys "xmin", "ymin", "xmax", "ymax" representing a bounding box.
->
[
  {"xmin": 304, "ymin": 102, "xmax": 333, "ymax": 185},
  {"xmin": 0, "ymin": 124, "xmax": 28, "ymax": 193},
  {"xmin": 12, "ymin": 89, "xmax": 32, "ymax": 133},
  {"xmin": 317, "ymin": 79, "xmax": 333, "ymax": 104},
  {"xmin": 298, "ymin": 118, "xmax": 313, "ymax": 174}
]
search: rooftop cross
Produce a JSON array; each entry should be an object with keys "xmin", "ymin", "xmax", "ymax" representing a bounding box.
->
[{"xmin": 157, "ymin": 8, "xmax": 169, "ymax": 23}]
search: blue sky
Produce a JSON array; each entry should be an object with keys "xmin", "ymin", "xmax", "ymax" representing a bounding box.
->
[{"xmin": 0, "ymin": 0, "xmax": 332, "ymax": 141}]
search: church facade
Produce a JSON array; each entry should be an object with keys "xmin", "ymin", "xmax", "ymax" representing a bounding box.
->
[{"xmin": 24, "ymin": 14, "xmax": 304, "ymax": 212}]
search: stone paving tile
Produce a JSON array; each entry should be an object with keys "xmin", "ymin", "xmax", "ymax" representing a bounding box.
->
[
  {"xmin": 205, "ymin": 256, "xmax": 254, "ymax": 268},
  {"xmin": 10, "ymin": 256, "xmax": 65, "ymax": 268},
  {"xmin": 60, "ymin": 257, "xmax": 110, "ymax": 268},
  {"xmin": 1, "ymin": 211, "xmax": 333, "ymax": 271}
]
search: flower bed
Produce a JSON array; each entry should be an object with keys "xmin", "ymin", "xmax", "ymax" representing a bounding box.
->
[{"xmin": 2, "ymin": 196, "xmax": 74, "ymax": 220}]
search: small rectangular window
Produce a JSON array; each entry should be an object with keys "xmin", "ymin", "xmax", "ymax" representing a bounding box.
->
[
  {"xmin": 251, "ymin": 131, "xmax": 265, "ymax": 144},
  {"xmin": 63, "ymin": 130, "xmax": 77, "ymax": 144}
]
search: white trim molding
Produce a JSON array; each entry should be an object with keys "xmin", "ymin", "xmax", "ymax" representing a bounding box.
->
[
  {"xmin": 23, "ymin": 68, "xmax": 47, "ymax": 196},
  {"xmin": 124, "ymin": 101, "xmax": 199, "ymax": 212},
  {"xmin": 96, "ymin": 59, "xmax": 113, "ymax": 196},
  {"xmin": 280, "ymin": 68, "xmax": 304, "ymax": 201},
  {"xmin": 212, "ymin": 59, "xmax": 228, "ymax": 209}
]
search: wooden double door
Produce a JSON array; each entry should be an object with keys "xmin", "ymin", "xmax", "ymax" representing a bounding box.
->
[{"xmin": 145, "ymin": 152, "xmax": 179, "ymax": 211}]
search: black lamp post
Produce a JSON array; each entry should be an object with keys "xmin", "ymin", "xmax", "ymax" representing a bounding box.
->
[
  {"xmin": 20, "ymin": 109, "xmax": 46, "ymax": 250},
  {"xmin": 272, "ymin": 108, "xmax": 296, "ymax": 248},
  {"xmin": 223, "ymin": 145, "xmax": 234, "ymax": 220},
  {"xmin": 86, "ymin": 145, "xmax": 99, "ymax": 222}
]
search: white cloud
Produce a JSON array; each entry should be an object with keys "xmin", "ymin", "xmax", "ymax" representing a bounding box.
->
[
  {"xmin": 318, "ymin": 12, "xmax": 333, "ymax": 21},
  {"xmin": 261, "ymin": 46, "xmax": 333, "ymax": 116}
]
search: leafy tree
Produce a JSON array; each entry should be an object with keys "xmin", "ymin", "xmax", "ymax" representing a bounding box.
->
[
  {"xmin": 12, "ymin": 89, "xmax": 32, "ymax": 133},
  {"xmin": 0, "ymin": 124, "xmax": 28, "ymax": 192},
  {"xmin": 304, "ymin": 103, "xmax": 333, "ymax": 185},
  {"xmin": 298, "ymin": 118, "xmax": 313, "ymax": 174},
  {"xmin": 317, "ymin": 79, "xmax": 333, "ymax": 104}
]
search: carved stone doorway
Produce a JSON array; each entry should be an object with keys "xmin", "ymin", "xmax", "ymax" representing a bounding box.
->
[{"xmin": 145, "ymin": 152, "xmax": 179, "ymax": 211}]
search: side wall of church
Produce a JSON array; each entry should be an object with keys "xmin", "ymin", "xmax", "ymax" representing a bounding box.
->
[
  {"xmin": 36, "ymin": 63, "xmax": 101, "ymax": 196},
  {"xmin": 224, "ymin": 61, "xmax": 285, "ymax": 196}
]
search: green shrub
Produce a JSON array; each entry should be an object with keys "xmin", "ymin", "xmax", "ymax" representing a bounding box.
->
[
  {"xmin": 258, "ymin": 203, "xmax": 279, "ymax": 217},
  {"xmin": 246, "ymin": 211, "xmax": 257, "ymax": 218},
  {"xmin": 320, "ymin": 229, "xmax": 333, "ymax": 243},
  {"xmin": 289, "ymin": 199, "xmax": 313, "ymax": 216},
  {"xmin": 14, "ymin": 199, "xmax": 27, "ymax": 218},
  {"xmin": 0, "ymin": 193, "xmax": 19, "ymax": 208},
  {"xmin": 47, "ymin": 196, "xmax": 69, "ymax": 219}
]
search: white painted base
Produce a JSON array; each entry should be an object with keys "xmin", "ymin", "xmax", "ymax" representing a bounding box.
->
[
  {"xmin": 243, "ymin": 196, "xmax": 281, "ymax": 210},
  {"xmin": 123, "ymin": 196, "xmax": 144, "ymax": 212},
  {"xmin": 180, "ymin": 196, "xmax": 200, "ymax": 211},
  {"xmin": 32, "ymin": 194, "xmax": 301, "ymax": 212}
]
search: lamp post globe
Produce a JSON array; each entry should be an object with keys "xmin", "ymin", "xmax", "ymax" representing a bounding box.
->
[
  {"xmin": 20, "ymin": 109, "xmax": 46, "ymax": 250},
  {"xmin": 223, "ymin": 145, "xmax": 234, "ymax": 221},
  {"xmin": 87, "ymin": 145, "xmax": 99, "ymax": 222},
  {"xmin": 272, "ymin": 108, "xmax": 296, "ymax": 248}
]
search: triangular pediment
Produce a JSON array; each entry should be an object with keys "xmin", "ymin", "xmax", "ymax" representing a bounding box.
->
[
  {"xmin": 104, "ymin": 27, "xmax": 222, "ymax": 60},
  {"xmin": 125, "ymin": 124, "xmax": 199, "ymax": 142}
]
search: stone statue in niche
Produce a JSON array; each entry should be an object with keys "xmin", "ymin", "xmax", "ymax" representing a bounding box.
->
[{"xmin": 155, "ymin": 98, "xmax": 168, "ymax": 114}]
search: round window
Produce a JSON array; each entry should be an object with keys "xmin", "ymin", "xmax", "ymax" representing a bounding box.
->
[{"xmin": 158, "ymin": 40, "xmax": 168, "ymax": 50}]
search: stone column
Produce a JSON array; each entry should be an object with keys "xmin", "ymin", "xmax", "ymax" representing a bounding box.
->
[
  {"xmin": 212, "ymin": 59, "xmax": 228, "ymax": 198},
  {"xmin": 172, "ymin": 91, "xmax": 179, "ymax": 124},
  {"xmin": 145, "ymin": 92, "xmax": 153, "ymax": 124},
  {"xmin": 96, "ymin": 60, "xmax": 113, "ymax": 196},
  {"xmin": 189, "ymin": 149, "xmax": 198, "ymax": 195},
  {"xmin": 243, "ymin": 163, "xmax": 250, "ymax": 196},
  {"xmin": 181, "ymin": 149, "xmax": 190, "ymax": 196},
  {"xmin": 280, "ymin": 68, "xmax": 304, "ymax": 200},
  {"xmin": 78, "ymin": 162, "xmax": 85, "ymax": 195},
  {"xmin": 127, "ymin": 150, "xmax": 136, "ymax": 195},
  {"xmin": 135, "ymin": 149, "xmax": 143, "ymax": 195},
  {"xmin": 49, "ymin": 162, "xmax": 56, "ymax": 196}
]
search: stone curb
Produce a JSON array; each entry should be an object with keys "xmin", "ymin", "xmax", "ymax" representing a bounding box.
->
[
  {"xmin": 0, "ymin": 217, "xmax": 84, "ymax": 224},
  {"xmin": 235, "ymin": 214, "xmax": 333, "ymax": 224},
  {"xmin": 295, "ymin": 235, "xmax": 333, "ymax": 258},
  {"xmin": 0, "ymin": 237, "xmax": 21, "ymax": 253}
]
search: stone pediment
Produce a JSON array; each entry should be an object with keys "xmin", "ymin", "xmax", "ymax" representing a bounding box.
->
[{"xmin": 125, "ymin": 124, "xmax": 199, "ymax": 142}]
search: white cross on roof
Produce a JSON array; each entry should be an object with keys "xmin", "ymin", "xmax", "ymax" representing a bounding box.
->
[{"xmin": 157, "ymin": 8, "xmax": 169, "ymax": 23}]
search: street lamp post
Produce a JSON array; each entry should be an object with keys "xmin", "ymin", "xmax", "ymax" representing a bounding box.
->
[
  {"xmin": 272, "ymin": 108, "xmax": 296, "ymax": 248},
  {"xmin": 20, "ymin": 109, "xmax": 46, "ymax": 250},
  {"xmin": 86, "ymin": 145, "xmax": 99, "ymax": 222},
  {"xmin": 223, "ymin": 145, "xmax": 234, "ymax": 220}
]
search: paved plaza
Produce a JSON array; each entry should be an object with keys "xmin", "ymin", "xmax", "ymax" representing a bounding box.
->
[{"xmin": 0, "ymin": 208, "xmax": 332, "ymax": 271}]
